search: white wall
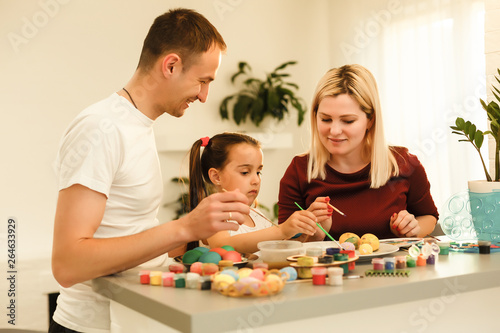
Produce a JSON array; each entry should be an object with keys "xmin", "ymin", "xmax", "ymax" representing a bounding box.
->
[{"xmin": 485, "ymin": 0, "xmax": 500, "ymax": 174}]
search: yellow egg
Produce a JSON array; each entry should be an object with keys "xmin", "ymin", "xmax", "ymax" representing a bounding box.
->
[
  {"xmin": 265, "ymin": 274, "xmax": 282, "ymax": 283},
  {"xmin": 339, "ymin": 232, "xmax": 360, "ymax": 249},
  {"xmin": 237, "ymin": 268, "xmax": 253, "ymax": 279},
  {"xmin": 359, "ymin": 243, "xmax": 373, "ymax": 255},
  {"xmin": 360, "ymin": 233, "xmax": 380, "ymax": 251},
  {"xmin": 213, "ymin": 274, "xmax": 236, "ymax": 284}
]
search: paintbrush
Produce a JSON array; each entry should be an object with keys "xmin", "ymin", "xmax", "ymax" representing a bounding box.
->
[
  {"xmin": 327, "ymin": 202, "xmax": 346, "ymax": 217},
  {"xmin": 294, "ymin": 202, "xmax": 344, "ymax": 250},
  {"xmin": 222, "ymin": 188, "xmax": 277, "ymax": 226},
  {"xmin": 425, "ymin": 234, "xmax": 441, "ymax": 242}
]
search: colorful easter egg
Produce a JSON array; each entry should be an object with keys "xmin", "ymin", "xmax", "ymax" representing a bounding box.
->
[
  {"xmin": 199, "ymin": 251, "xmax": 222, "ymax": 264},
  {"xmin": 340, "ymin": 242, "xmax": 356, "ymax": 251},
  {"xmin": 339, "ymin": 232, "xmax": 360, "ymax": 249},
  {"xmin": 222, "ymin": 250, "xmax": 242, "ymax": 262},
  {"xmin": 359, "ymin": 243, "xmax": 373, "ymax": 255},
  {"xmin": 182, "ymin": 249, "xmax": 203, "ymax": 264},
  {"xmin": 209, "ymin": 247, "xmax": 228, "ymax": 257},
  {"xmin": 221, "ymin": 245, "xmax": 235, "ymax": 251},
  {"xmin": 360, "ymin": 233, "xmax": 380, "ymax": 251}
]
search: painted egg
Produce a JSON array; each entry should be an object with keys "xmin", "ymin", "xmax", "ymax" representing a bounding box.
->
[
  {"xmin": 209, "ymin": 247, "xmax": 228, "ymax": 257},
  {"xmin": 213, "ymin": 274, "xmax": 236, "ymax": 285},
  {"xmin": 222, "ymin": 250, "xmax": 242, "ymax": 262},
  {"xmin": 221, "ymin": 245, "xmax": 235, "ymax": 251},
  {"xmin": 265, "ymin": 274, "xmax": 282, "ymax": 283},
  {"xmin": 201, "ymin": 263, "xmax": 219, "ymax": 275},
  {"xmin": 220, "ymin": 269, "xmax": 239, "ymax": 281},
  {"xmin": 189, "ymin": 262, "xmax": 203, "ymax": 274},
  {"xmin": 237, "ymin": 267, "xmax": 253, "ymax": 279},
  {"xmin": 239, "ymin": 277, "xmax": 262, "ymax": 295},
  {"xmin": 359, "ymin": 243, "xmax": 374, "ymax": 255},
  {"xmin": 340, "ymin": 242, "xmax": 356, "ymax": 251},
  {"xmin": 199, "ymin": 251, "xmax": 222, "ymax": 264},
  {"xmin": 192, "ymin": 246, "xmax": 210, "ymax": 253},
  {"xmin": 249, "ymin": 268, "xmax": 265, "ymax": 281},
  {"xmin": 280, "ymin": 267, "xmax": 298, "ymax": 281},
  {"xmin": 182, "ymin": 249, "xmax": 203, "ymax": 264}
]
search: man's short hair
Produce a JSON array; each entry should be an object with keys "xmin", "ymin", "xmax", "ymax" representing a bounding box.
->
[{"xmin": 138, "ymin": 8, "xmax": 227, "ymax": 71}]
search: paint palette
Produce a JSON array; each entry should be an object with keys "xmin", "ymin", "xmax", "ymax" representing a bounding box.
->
[
  {"xmin": 288, "ymin": 255, "xmax": 358, "ymax": 268},
  {"xmin": 438, "ymin": 191, "xmax": 478, "ymax": 242}
]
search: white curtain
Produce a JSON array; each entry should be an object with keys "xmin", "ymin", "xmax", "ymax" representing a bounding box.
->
[{"xmin": 332, "ymin": 0, "xmax": 486, "ymax": 211}]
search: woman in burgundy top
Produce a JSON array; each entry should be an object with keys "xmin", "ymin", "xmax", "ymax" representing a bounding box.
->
[{"xmin": 278, "ymin": 65, "xmax": 438, "ymax": 241}]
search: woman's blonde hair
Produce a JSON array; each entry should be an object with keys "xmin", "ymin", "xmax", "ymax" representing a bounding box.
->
[{"xmin": 307, "ymin": 64, "xmax": 398, "ymax": 188}]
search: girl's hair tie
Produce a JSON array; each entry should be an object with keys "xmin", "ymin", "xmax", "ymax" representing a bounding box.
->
[{"xmin": 200, "ymin": 136, "xmax": 210, "ymax": 147}]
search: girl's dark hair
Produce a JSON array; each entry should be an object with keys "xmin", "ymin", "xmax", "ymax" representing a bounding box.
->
[
  {"xmin": 188, "ymin": 132, "xmax": 261, "ymax": 211},
  {"xmin": 138, "ymin": 8, "xmax": 227, "ymax": 71},
  {"xmin": 185, "ymin": 132, "xmax": 260, "ymax": 251}
]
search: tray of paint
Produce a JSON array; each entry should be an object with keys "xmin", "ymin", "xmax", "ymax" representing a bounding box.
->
[
  {"xmin": 379, "ymin": 238, "xmax": 424, "ymax": 248},
  {"xmin": 174, "ymin": 253, "xmax": 258, "ymax": 269},
  {"xmin": 288, "ymin": 255, "xmax": 359, "ymax": 268}
]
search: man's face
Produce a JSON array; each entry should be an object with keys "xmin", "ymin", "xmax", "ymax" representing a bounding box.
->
[{"xmin": 164, "ymin": 47, "xmax": 222, "ymax": 118}]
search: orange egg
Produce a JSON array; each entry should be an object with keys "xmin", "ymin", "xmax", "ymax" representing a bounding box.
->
[
  {"xmin": 222, "ymin": 250, "xmax": 242, "ymax": 262},
  {"xmin": 209, "ymin": 247, "xmax": 228, "ymax": 257}
]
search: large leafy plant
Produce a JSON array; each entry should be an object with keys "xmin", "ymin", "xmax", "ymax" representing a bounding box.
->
[
  {"xmin": 219, "ymin": 61, "xmax": 306, "ymax": 127},
  {"xmin": 450, "ymin": 69, "xmax": 500, "ymax": 181}
]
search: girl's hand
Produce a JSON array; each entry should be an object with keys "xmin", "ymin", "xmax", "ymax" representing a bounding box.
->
[
  {"xmin": 390, "ymin": 210, "xmax": 421, "ymax": 237},
  {"xmin": 279, "ymin": 210, "xmax": 317, "ymax": 239},
  {"xmin": 306, "ymin": 197, "xmax": 333, "ymax": 241}
]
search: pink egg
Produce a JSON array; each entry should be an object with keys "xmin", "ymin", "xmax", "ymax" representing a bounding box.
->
[
  {"xmin": 249, "ymin": 268, "xmax": 265, "ymax": 281},
  {"xmin": 341, "ymin": 242, "xmax": 356, "ymax": 251},
  {"xmin": 222, "ymin": 250, "xmax": 242, "ymax": 262},
  {"xmin": 190, "ymin": 262, "xmax": 203, "ymax": 274}
]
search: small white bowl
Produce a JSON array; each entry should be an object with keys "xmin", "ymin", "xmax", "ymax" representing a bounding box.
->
[{"xmin": 257, "ymin": 240, "xmax": 304, "ymax": 263}]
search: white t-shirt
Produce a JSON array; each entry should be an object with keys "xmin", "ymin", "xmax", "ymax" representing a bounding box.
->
[
  {"xmin": 53, "ymin": 93, "xmax": 167, "ymax": 333},
  {"xmin": 227, "ymin": 209, "xmax": 273, "ymax": 236}
]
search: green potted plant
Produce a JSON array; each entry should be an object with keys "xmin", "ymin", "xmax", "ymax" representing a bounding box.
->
[
  {"xmin": 219, "ymin": 61, "xmax": 306, "ymax": 127},
  {"xmin": 450, "ymin": 69, "xmax": 500, "ymax": 182},
  {"xmin": 450, "ymin": 68, "xmax": 500, "ymax": 241}
]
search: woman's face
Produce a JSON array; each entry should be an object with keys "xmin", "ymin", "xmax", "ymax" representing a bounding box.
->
[{"xmin": 316, "ymin": 94, "xmax": 372, "ymax": 160}]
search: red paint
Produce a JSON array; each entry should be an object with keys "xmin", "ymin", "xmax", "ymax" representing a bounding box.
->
[
  {"xmin": 312, "ymin": 274, "xmax": 326, "ymax": 285},
  {"xmin": 311, "ymin": 267, "xmax": 327, "ymax": 285},
  {"xmin": 139, "ymin": 271, "xmax": 150, "ymax": 284}
]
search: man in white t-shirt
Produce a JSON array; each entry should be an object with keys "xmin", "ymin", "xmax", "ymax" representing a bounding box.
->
[{"xmin": 51, "ymin": 9, "xmax": 249, "ymax": 333}]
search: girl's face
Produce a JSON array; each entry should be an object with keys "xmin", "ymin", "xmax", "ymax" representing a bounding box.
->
[
  {"xmin": 316, "ymin": 94, "xmax": 372, "ymax": 160},
  {"xmin": 212, "ymin": 143, "xmax": 263, "ymax": 206}
]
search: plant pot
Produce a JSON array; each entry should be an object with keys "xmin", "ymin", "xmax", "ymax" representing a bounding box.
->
[{"xmin": 468, "ymin": 180, "xmax": 500, "ymax": 242}]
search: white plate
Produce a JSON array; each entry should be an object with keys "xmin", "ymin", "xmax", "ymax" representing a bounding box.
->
[
  {"xmin": 302, "ymin": 241, "xmax": 399, "ymax": 259},
  {"xmin": 379, "ymin": 238, "xmax": 424, "ymax": 248},
  {"xmin": 302, "ymin": 241, "xmax": 342, "ymax": 250},
  {"xmin": 355, "ymin": 243, "xmax": 399, "ymax": 259}
]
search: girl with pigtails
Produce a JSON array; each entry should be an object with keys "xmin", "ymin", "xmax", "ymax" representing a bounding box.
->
[{"xmin": 186, "ymin": 132, "xmax": 325, "ymax": 253}]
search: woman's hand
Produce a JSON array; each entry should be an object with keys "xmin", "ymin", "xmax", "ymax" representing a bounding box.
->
[
  {"xmin": 390, "ymin": 210, "xmax": 421, "ymax": 237},
  {"xmin": 305, "ymin": 197, "xmax": 333, "ymax": 241}
]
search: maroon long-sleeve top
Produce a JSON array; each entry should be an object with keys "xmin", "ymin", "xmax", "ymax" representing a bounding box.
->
[{"xmin": 278, "ymin": 146, "xmax": 439, "ymax": 240}]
